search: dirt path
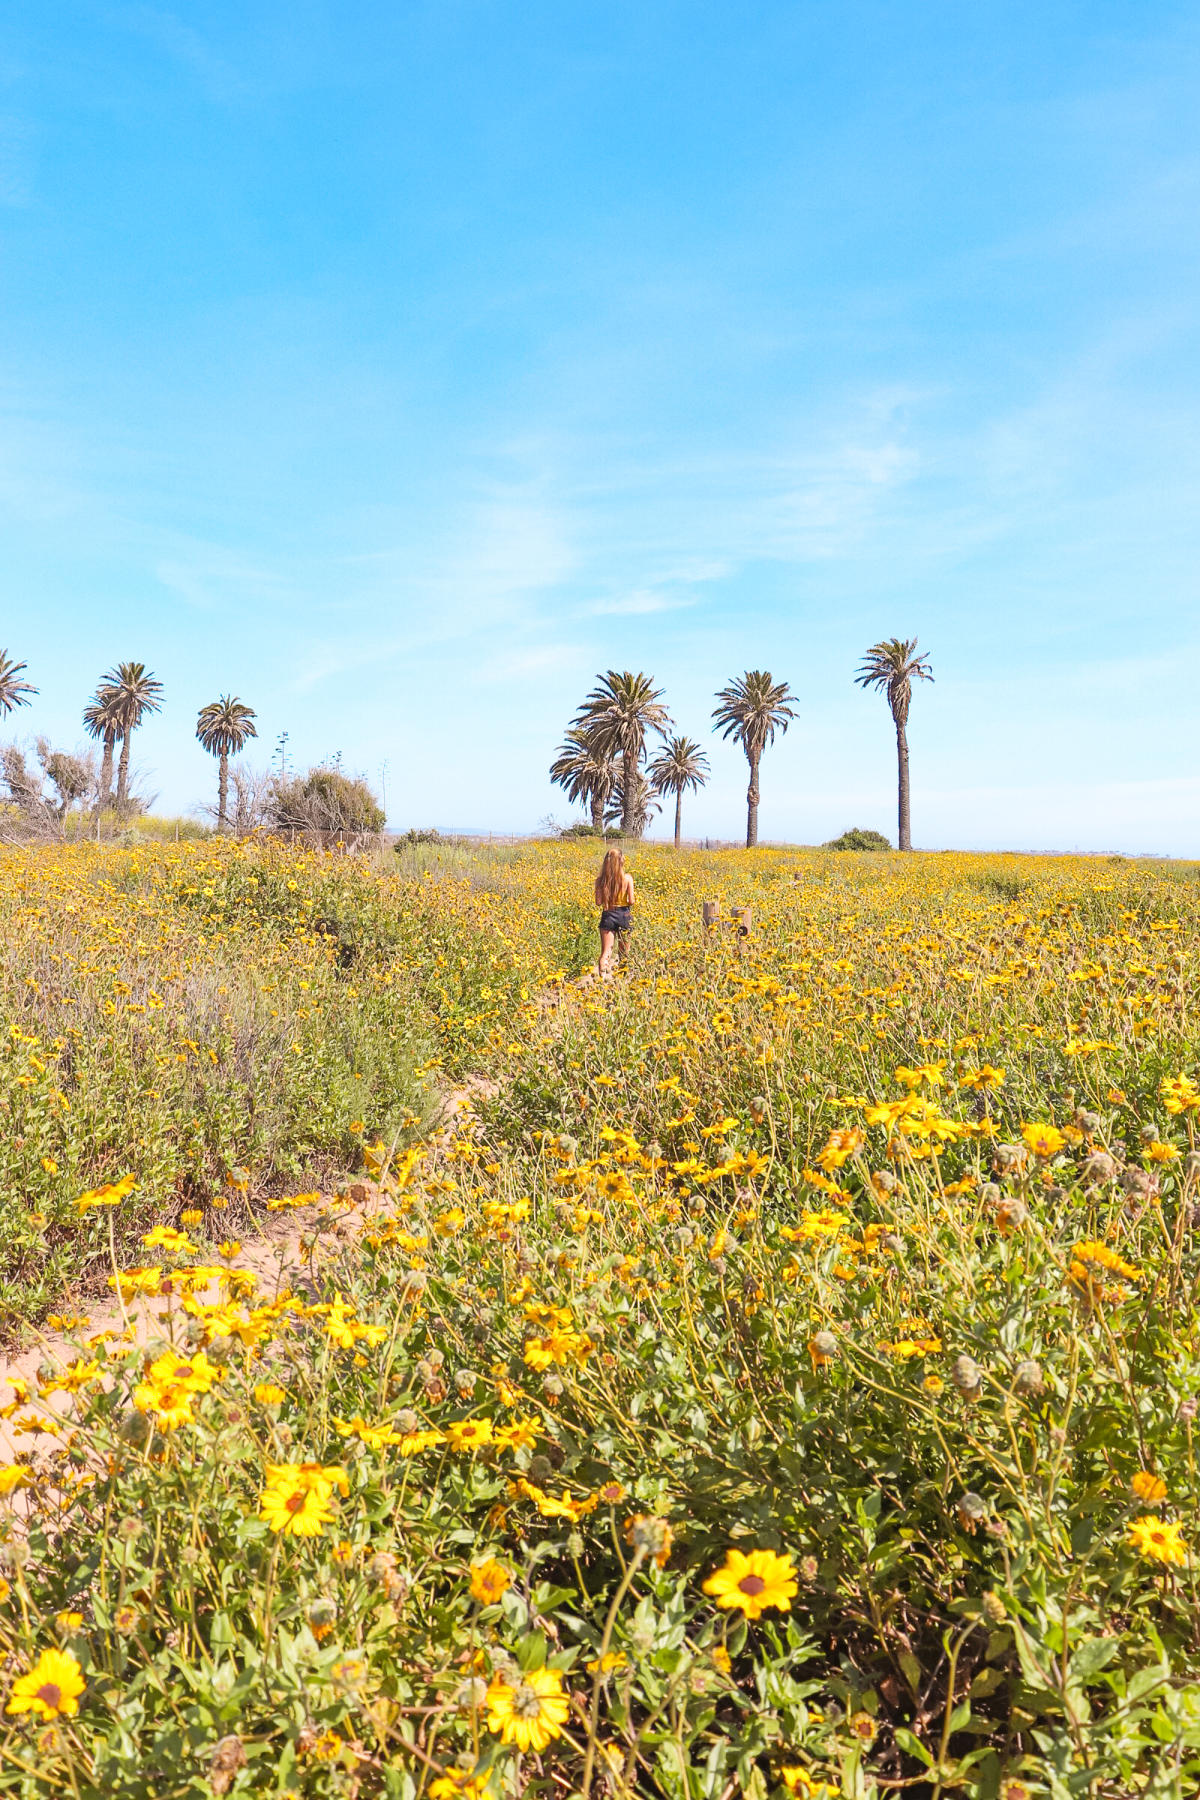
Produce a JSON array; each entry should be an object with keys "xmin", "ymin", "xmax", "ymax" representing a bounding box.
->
[{"xmin": 0, "ymin": 1079, "xmax": 501, "ymax": 1468}]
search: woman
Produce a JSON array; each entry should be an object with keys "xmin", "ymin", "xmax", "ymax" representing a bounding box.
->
[{"xmin": 594, "ymin": 847, "xmax": 635, "ymax": 976}]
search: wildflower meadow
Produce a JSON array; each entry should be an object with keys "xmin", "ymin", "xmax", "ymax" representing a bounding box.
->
[{"xmin": 1, "ymin": 837, "xmax": 1199, "ymax": 1798}]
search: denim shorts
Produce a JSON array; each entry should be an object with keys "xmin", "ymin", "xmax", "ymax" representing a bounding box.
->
[{"xmin": 599, "ymin": 906, "xmax": 633, "ymax": 933}]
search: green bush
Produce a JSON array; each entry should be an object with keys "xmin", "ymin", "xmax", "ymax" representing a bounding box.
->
[{"xmin": 824, "ymin": 827, "xmax": 892, "ymax": 851}]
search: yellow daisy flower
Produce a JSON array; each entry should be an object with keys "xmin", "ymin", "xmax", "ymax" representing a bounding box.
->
[{"xmin": 702, "ymin": 1547, "xmax": 798, "ymax": 1619}]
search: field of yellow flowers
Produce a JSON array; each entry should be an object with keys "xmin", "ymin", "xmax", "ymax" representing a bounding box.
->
[{"xmin": 1, "ymin": 837, "xmax": 1200, "ymax": 1798}]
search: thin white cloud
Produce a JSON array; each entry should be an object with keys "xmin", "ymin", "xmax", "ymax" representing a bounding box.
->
[{"xmin": 590, "ymin": 589, "xmax": 693, "ymax": 616}]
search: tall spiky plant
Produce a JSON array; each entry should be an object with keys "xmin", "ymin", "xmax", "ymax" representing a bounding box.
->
[
  {"xmin": 0, "ymin": 651, "xmax": 37, "ymax": 717},
  {"xmin": 648, "ymin": 735, "xmax": 710, "ymax": 848},
  {"xmin": 196, "ymin": 696, "xmax": 258, "ymax": 831},
  {"xmin": 549, "ymin": 726, "xmax": 617, "ymax": 831},
  {"xmin": 855, "ymin": 637, "xmax": 933, "ymax": 852},
  {"xmin": 712, "ymin": 671, "xmax": 796, "ymax": 848},
  {"xmin": 574, "ymin": 671, "xmax": 671, "ymax": 837},
  {"xmin": 103, "ymin": 663, "xmax": 164, "ymax": 816}
]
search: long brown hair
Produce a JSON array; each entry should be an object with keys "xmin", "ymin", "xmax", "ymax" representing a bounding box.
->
[{"xmin": 594, "ymin": 848, "xmax": 627, "ymax": 909}]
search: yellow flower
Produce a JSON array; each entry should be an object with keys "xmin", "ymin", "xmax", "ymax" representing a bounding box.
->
[
  {"xmin": 145, "ymin": 1350, "xmax": 218, "ymax": 1394},
  {"xmin": 334, "ymin": 1415, "xmax": 400, "ymax": 1451},
  {"xmin": 257, "ymin": 1462, "xmax": 349, "ymax": 1536},
  {"xmin": 1160, "ymin": 1074, "xmax": 1200, "ymax": 1115},
  {"xmin": 141, "ymin": 1225, "xmax": 196, "ymax": 1257},
  {"xmin": 132, "ymin": 1380, "xmax": 195, "ymax": 1432},
  {"xmin": 485, "ymin": 1665, "xmax": 569, "ymax": 1753},
  {"xmin": 444, "ymin": 1417, "xmax": 494, "ymax": 1452},
  {"xmin": 6, "ymin": 1647, "xmax": 85, "ymax": 1719},
  {"xmin": 1067, "ymin": 1238, "xmax": 1140, "ymax": 1303},
  {"xmin": 1127, "ymin": 1515, "xmax": 1188, "ymax": 1565},
  {"xmin": 781, "ymin": 1767, "xmax": 833, "ymax": 1797},
  {"xmin": 0, "ymin": 1466, "xmax": 32, "ymax": 1496},
  {"xmin": 1131, "ymin": 1470, "xmax": 1167, "ymax": 1505},
  {"xmin": 54, "ymin": 1611, "xmax": 83, "ymax": 1633},
  {"xmin": 468, "ymin": 1558, "xmax": 512, "ymax": 1605},
  {"xmin": 396, "ymin": 1427, "xmax": 445, "ymax": 1457},
  {"xmin": 814, "ymin": 1128, "xmax": 864, "ymax": 1171},
  {"xmin": 254, "ymin": 1383, "xmax": 287, "ymax": 1407},
  {"xmin": 958, "ymin": 1064, "xmax": 1005, "ymax": 1090},
  {"xmin": 40, "ymin": 1156, "xmax": 59, "ymax": 1176},
  {"xmin": 1020, "ymin": 1122, "xmax": 1065, "ymax": 1158},
  {"xmin": 75, "ymin": 1172, "xmax": 137, "ymax": 1213},
  {"xmin": 258, "ymin": 1481, "xmax": 337, "ymax": 1537},
  {"xmin": 1144, "ymin": 1141, "xmax": 1178, "ymax": 1164},
  {"xmin": 702, "ymin": 1547, "xmax": 797, "ymax": 1619},
  {"xmin": 429, "ymin": 1772, "xmax": 488, "ymax": 1799}
]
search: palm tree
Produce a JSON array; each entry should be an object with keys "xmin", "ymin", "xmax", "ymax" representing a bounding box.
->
[
  {"xmin": 855, "ymin": 637, "xmax": 933, "ymax": 852},
  {"xmin": 103, "ymin": 663, "xmax": 164, "ymax": 816},
  {"xmin": 549, "ymin": 726, "xmax": 617, "ymax": 831},
  {"xmin": 0, "ymin": 651, "xmax": 36, "ymax": 717},
  {"xmin": 82, "ymin": 684, "xmax": 123, "ymax": 820},
  {"xmin": 574, "ymin": 671, "xmax": 671, "ymax": 837},
  {"xmin": 196, "ymin": 696, "xmax": 258, "ymax": 831},
  {"xmin": 604, "ymin": 768, "xmax": 661, "ymax": 837},
  {"xmin": 648, "ymin": 735, "xmax": 710, "ymax": 848},
  {"xmin": 712, "ymin": 671, "xmax": 797, "ymax": 849}
]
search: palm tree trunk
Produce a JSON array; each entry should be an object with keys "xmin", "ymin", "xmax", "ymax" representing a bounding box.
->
[
  {"xmin": 621, "ymin": 749, "xmax": 637, "ymax": 837},
  {"xmin": 218, "ymin": 751, "xmax": 229, "ymax": 830},
  {"xmin": 674, "ymin": 789, "xmax": 682, "ymax": 849},
  {"xmin": 746, "ymin": 754, "xmax": 760, "ymax": 849},
  {"xmin": 590, "ymin": 789, "xmax": 605, "ymax": 831},
  {"xmin": 115, "ymin": 732, "xmax": 131, "ymax": 816},
  {"xmin": 895, "ymin": 717, "xmax": 911, "ymax": 851},
  {"xmin": 95, "ymin": 734, "xmax": 115, "ymax": 823}
]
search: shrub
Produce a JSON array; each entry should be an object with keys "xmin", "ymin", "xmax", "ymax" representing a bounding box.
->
[
  {"xmin": 268, "ymin": 766, "xmax": 385, "ymax": 837},
  {"xmin": 824, "ymin": 826, "xmax": 892, "ymax": 851}
]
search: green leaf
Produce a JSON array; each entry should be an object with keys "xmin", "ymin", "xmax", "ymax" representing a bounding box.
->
[{"xmin": 893, "ymin": 1728, "xmax": 935, "ymax": 1768}]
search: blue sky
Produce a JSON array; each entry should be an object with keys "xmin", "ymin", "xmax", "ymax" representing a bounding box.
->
[{"xmin": 2, "ymin": 1, "xmax": 1199, "ymax": 850}]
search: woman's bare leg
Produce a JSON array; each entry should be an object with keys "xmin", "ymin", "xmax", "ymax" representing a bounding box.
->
[{"xmin": 598, "ymin": 927, "xmax": 615, "ymax": 974}]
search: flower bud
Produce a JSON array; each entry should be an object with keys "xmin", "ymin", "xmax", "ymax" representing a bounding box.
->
[
  {"xmin": 995, "ymin": 1197, "xmax": 1027, "ymax": 1234},
  {"xmin": 951, "ymin": 1354, "xmax": 983, "ymax": 1398},
  {"xmin": 1013, "ymin": 1360, "xmax": 1043, "ymax": 1395},
  {"xmin": 956, "ymin": 1490, "xmax": 988, "ymax": 1531}
]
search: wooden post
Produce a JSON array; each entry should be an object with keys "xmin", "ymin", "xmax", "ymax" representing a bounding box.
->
[
  {"xmin": 731, "ymin": 906, "xmax": 753, "ymax": 937},
  {"xmin": 702, "ymin": 900, "xmax": 720, "ymax": 930}
]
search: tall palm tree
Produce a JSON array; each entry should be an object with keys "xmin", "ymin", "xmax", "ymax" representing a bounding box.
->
[
  {"xmin": 82, "ymin": 684, "xmax": 123, "ymax": 820},
  {"xmin": 549, "ymin": 726, "xmax": 617, "ymax": 831},
  {"xmin": 648, "ymin": 735, "xmax": 710, "ymax": 848},
  {"xmin": 196, "ymin": 696, "xmax": 258, "ymax": 831},
  {"xmin": 575, "ymin": 671, "xmax": 671, "ymax": 837},
  {"xmin": 103, "ymin": 663, "xmax": 164, "ymax": 816},
  {"xmin": 0, "ymin": 651, "xmax": 36, "ymax": 717},
  {"xmin": 855, "ymin": 636, "xmax": 933, "ymax": 852},
  {"xmin": 712, "ymin": 671, "xmax": 796, "ymax": 849}
]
